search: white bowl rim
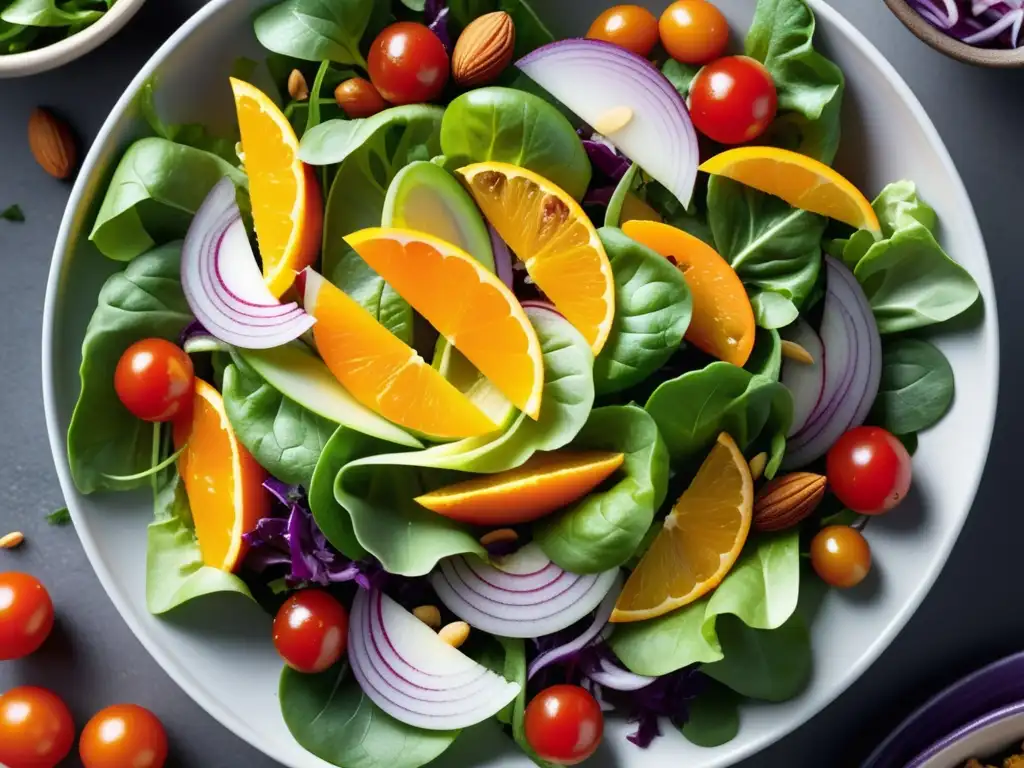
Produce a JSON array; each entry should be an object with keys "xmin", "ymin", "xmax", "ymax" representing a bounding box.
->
[
  {"xmin": 0, "ymin": 0, "xmax": 147, "ymax": 78},
  {"xmin": 40, "ymin": 1, "xmax": 1000, "ymax": 766}
]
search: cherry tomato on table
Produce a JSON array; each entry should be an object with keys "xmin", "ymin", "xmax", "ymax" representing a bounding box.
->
[
  {"xmin": 524, "ymin": 684, "xmax": 604, "ymax": 766},
  {"xmin": 827, "ymin": 426, "xmax": 913, "ymax": 515},
  {"xmin": 0, "ymin": 571, "xmax": 54, "ymax": 661},
  {"xmin": 273, "ymin": 589, "xmax": 349, "ymax": 674},
  {"xmin": 659, "ymin": 0, "xmax": 730, "ymax": 65},
  {"xmin": 689, "ymin": 55, "xmax": 777, "ymax": 145},
  {"xmin": 114, "ymin": 338, "xmax": 194, "ymax": 423},
  {"xmin": 335, "ymin": 77, "xmax": 389, "ymax": 118},
  {"xmin": 368, "ymin": 22, "xmax": 449, "ymax": 105},
  {"xmin": 0, "ymin": 686, "xmax": 75, "ymax": 768},
  {"xmin": 80, "ymin": 703, "xmax": 167, "ymax": 768},
  {"xmin": 586, "ymin": 5, "xmax": 660, "ymax": 57},
  {"xmin": 811, "ymin": 525, "xmax": 872, "ymax": 588}
]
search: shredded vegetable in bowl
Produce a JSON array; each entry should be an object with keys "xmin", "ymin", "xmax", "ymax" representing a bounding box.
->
[{"xmin": 908, "ymin": 0, "xmax": 1024, "ymax": 47}]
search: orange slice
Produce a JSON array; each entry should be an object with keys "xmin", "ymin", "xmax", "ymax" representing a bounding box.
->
[
  {"xmin": 344, "ymin": 228, "xmax": 544, "ymax": 420},
  {"xmin": 302, "ymin": 268, "xmax": 499, "ymax": 440},
  {"xmin": 611, "ymin": 433, "xmax": 753, "ymax": 623},
  {"xmin": 172, "ymin": 379, "xmax": 269, "ymax": 572},
  {"xmin": 458, "ymin": 162, "xmax": 615, "ymax": 355},
  {"xmin": 622, "ymin": 220, "xmax": 755, "ymax": 367},
  {"xmin": 415, "ymin": 450, "xmax": 625, "ymax": 525},
  {"xmin": 700, "ymin": 147, "xmax": 881, "ymax": 234},
  {"xmin": 231, "ymin": 78, "xmax": 322, "ymax": 298}
]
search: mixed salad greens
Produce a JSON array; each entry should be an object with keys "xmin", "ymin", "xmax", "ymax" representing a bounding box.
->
[
  {"xmin": 67, "ymin": 0, "xmax": 982, "ymax": 765},
  {"xmin": 0, "ymin": 0, "xmax": 117, "ymax": 55}
]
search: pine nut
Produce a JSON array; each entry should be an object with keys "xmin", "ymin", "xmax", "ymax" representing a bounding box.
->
[
  {"xmin": 749, "ymin": 453, "xmax": 768, "ymax": 482},
  {"xmin": 479, "ymin": 528, "xmax": 518, "ymax": 547},
  {"xmin": 413, "ymin": 605, "xmax": 442, "ymax": 629},
  {"xmin": 438, "ymin": 621, "xmax": 470, "ymax": 649},
  {"xmin": 0, "ymin": 532, "xmax": 24, "ymax": 549},
  {"xmin": 781, "ymin": 340, "xmax": 815, "ymax": 365}
]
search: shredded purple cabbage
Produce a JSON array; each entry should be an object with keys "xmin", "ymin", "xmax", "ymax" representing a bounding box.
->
[
  {"xmin": 579, "ymin": 130, "xmax": 631, "ymax": 213},
  {"xmin": 908, "ymin": 0, "xmax": 1024, "ymax": 47},
  {"xmin": 178, "ymin": 319, "xmax": 209, "ymax": 346},
  {"xmin": 425, "ymin": 0, "xmax": 452, "ymax": 51}
]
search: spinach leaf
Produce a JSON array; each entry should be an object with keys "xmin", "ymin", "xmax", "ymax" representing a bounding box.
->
[
  {"xmin": 222, "ymin": 354, "xmax": 336, "ymax": 489},
  {"xmin": 870, "ymin": 338, "xmax": 954, "ymax": 435},
  {"xmin": 745, "ymin": 0, "xmax": 844, "ymax": 164},
  {"xmin": 146, "ymin": 461, "xmax": 251, "ymax": 614},
  {"xmin": 499, "ymin": 0, "xmax": 554, "ymax": 58},
  {"xmin": 280, "ymin": 662, "xmax": 458, "ymax": 768},
  {"xmin": 645, "ymin": 362, "xmax": 793, "ymax": 473},
  {"xmin": 593, "ymin": 227, "xmax": 692, "ymax": 395},
  {"xmin": 750, "ymin": 290, "xmax": 799, "ymax": 330},
  {"xmin": 604, "ymin": 164, "xmax": 639, "ymax": 229},
  {"xmin": 440, "ymin": 87, "xmax": 591, "ymax": 201},
  {"xmin": 496, "ymin": 637, "xmax": 558, "ymax": 768},
  {"xmin": 1, "ymin": 0, "xmax": 101, "ymax": 27},
  {"xmin": 662, "ymin": 59, "xmax": 699, "ymax": 99},
  {"xmin": 609, "ymin": 532, "xmax": 800, "ymax": 676},
  {"xmin": 745, "ymin": 328, "xmax": 782, "ymax": 381},
  {"xmin": 827, "ymin": 228, "xmax": 875, "ymax": 272},
  {"xmin": 680, "ymin": 682, "xmax": 741, "ymax": 748},
  {"xmin": 535, "ymin": 406, "xmax": 669, "ymax": 573},
  {"xmin": 400, "ymin": 0, "xmax": 425, "ymax": 9},
  {"xmin": 89, "ymin": 138, "xmax": 246, "ymax": 262},
  {"xmin": 254, "ymin": 0, "xmax": 373, "ymax": 69},
  {"xmin": 67, "ymin": 243, "xmax": 192, "ymax": 494},
  {"xmin": 301, "ymin": 105, "xmax": 443, "ymax": 167},
  {"xmin": 707, "ymin": 177, "xmax": 826, "ymax": 316},
  {"xmin": 138, "ymin": 80, "xmax": 239, "ymax": 163},
  {"xmin": 309, "ymin": 427, "xmax": 372, "ymax": 560},
  {"xmin": 1, "ymin": 204, "xmax": 24, "ymax": 222},
  {"xmin": 328, "ymin": 254, "xmax": 414, "ymax": 344},
  {"xmin": 305, "ymin": 59, "xmax": 333, "ymax": 136}
]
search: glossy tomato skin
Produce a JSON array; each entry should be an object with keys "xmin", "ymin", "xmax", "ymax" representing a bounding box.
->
[
  {"xmin": 368, "ymin": 22, "xmax": 449, "ymax": 105},
  {"xmin": 524, "ymin": 685, "xmax": 604, "ymax": 766},
  {"xmin": 660, "ymin": 0, "xmax": 730, "ymax": 65},
  {"xmin": 827, "ymin": 426, "xmax": 913, "ymax": 515},
  {"xmin": 80, "ymin": 704, "xmax": 167, "ymax": 768},
  {"xmin": 689, "ymin": 56, "xmax": 778, "ymax": 145},
  {"xmin": 811, "ymin": 526, "xmax": 872, "ymax": 588},
  {"xmin": 0, "ymin": 572, "xmax": 54, "ymax": 661},
  {"xmin": 114, "ymin": 338, "xmax": 194, "ymax": 423},
  {"xmin": 586, "ymin": 5, "xmax": 660, "ymax": 57},
  {"xmin": 273, "ymin": 590, "xmax": 349, "ymax": 674},
  {"xmin": 0, "ymin": 686, "xmax": 75, "ymax": 768},
  {"xmin": 335, "ymin": 77, "xmax": 388, "ymax": 118}
]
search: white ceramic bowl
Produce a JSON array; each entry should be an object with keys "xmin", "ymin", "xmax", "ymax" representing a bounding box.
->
[
  {"xmin": 41, "ymin": 1, "xmax": 999, "ymax": 766},
  {"xmin": 0, "ymin": 0, "xmax": 147, "ymax": 79}
]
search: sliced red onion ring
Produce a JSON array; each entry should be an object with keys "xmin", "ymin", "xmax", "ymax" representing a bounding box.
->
[
  {"xmin": 581, "ymin": 677, "xmax": 615, "ymax": 712},
  {"xmin": 780, "ymin": 319, "xmax": 825, "ymax": 437},
  {"xmin": 488, "ymin": 224, "xmax": 514, "ymax": 289},
  {"xmin": 517, "ymin": 39, "xmax": 698, "ymax": 208},
  {"xmin": 430, "ymin": 544, "xmax": 620, "ymax": 640},
  {"xmin": 182, "ymin": 178, "xmax": 315, "ymax": 349},
  {"xmin": 348, "ymin": 589, "xmax": 520, "ymax": 731},
  {"xmin": 519, "ymin": 299, "xmax": 563, "ymax": 318},
  {"xmin": 585, "ymin": 655, "xmax": 656, "ymax": 692},
  {"xmin": 782, "ymin": 257, "xmax": 881, "ymax": 470}
]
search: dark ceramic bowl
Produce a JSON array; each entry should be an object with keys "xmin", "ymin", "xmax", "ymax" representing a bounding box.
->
[{"xmin": 884, "ymin": 0, "xmax": 1024, "ymax": 66}]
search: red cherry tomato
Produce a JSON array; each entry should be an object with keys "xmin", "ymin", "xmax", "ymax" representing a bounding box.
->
[
  {"xmin": 827, "ymin": 426, "xmax": 913, "ymax": 515},
  {"xmin": 79, "ymin": 704, "xmax": 167, "ymax": 768},
  {"xmin": 586, "ymin": 5, "xmax": 660, "ymax": 57},
  {"xmin": 273, "ymin": 590, "xmax": 349, "ymax": 674},
  {"xmin": 659, "ymin": 0, "xmax": 730, "ymax": 65},
  {"xmin": 0, "ymin": 571, "xmax": 54, "ymax": 661},
  {"xmin": 524, "ymin": 685, "xmax": 604, "ymax": 766},
  {"xmin": 334, "ymin": 77, "xmax": 389, "ymax": 118},
  {"xmin": 689, "ymin": 55, "xmax": 778, "ymax": 145},
  {"xmin": 811, "ymin": 525, "xmax": 872, "ymax": 588},
  {"xmin": 114, "ymin": 338, "xmax": 194, "ymax": 423},
  {"xmin": 0, "ymin": 687, "xmax": 75, "ymax": 768},
  {"xmin": 368, "ymin": 22, "xmax": 449, "ymax": 105}
]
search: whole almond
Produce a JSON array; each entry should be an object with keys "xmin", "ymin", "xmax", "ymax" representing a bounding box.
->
[
  {"xmin": 453, "ymin": 11, "xmax": 516, "ymax": 87},
  {"xmin": 753, "ymin": 472, "xmax": 826, "ymax": 532},
  {"xmin": 28, "ymin": 108, "xmax": 76, "ymax": 180}
]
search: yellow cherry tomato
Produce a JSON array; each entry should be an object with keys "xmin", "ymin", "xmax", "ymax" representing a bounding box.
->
[{"xmin": 587, "ymin": 5, "xmax": 660, "ymax": 57}]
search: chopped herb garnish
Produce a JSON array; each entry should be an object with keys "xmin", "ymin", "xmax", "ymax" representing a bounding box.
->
[
  {"xmin": 45, "ymin": 507, "xmax": 71, "ymax": 526},
  {"xmin": 1, "ymin": 205, "xmax": 24, "ymax": 222}
]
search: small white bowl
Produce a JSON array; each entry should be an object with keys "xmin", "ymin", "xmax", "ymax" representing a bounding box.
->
[{"xmin": 0, "ymin": 0, "xmax": 147, "ymax": 79}]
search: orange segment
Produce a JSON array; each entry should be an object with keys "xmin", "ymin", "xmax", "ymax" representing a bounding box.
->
[
  {"xmin": 172, "ymin": 379, "xmax": 269, "ymax": 572},
  {"xmin": 622, "ymin": 220, "xmax": 755, "ymax": 367},
  {"xmin": 415, "ymin": 450, "xmax": 625, "ymax": 526},
  {"xmin": 700, "ymin": 147, "xmax": 881, "ymax": 234},
  {"xmin": 231, "ymin": 78, "xmax": 322, "ymax": 298},
  {"xmin": 457, "ymin": 162, "xmax": 615, "ymax": 355},
  {"xmin": 612, "ymin": 433, "xmax": 753, "ymax": 623},
  {"xmin": 303, "ymin": 268, "xmax": 499, "ymax": 440},
  {"xmin": 344, "ymin": 228, "xmax": 544, "ymax": 420}
]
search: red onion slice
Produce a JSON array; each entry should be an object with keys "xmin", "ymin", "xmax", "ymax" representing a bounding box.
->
[
  {"xmin": 528, "ymin": 581, "xmax": 622, "ymax": 680},
  {"xmin": 429, "ymin": 544, "xmax": 620, "ymax": 640},
  {"xmin": 489, "ymin": 224, "xmax": 514, "ymax": 289},
  {"xmin": 586, "ymin": 656, "xmax": 656, "ymax": 692},
  {"xmin": 182, "ymin": 178, "xmax": 314, "ymax": 349},
  {"xmin": 348, "ymin": 589, "xmax": 520, "ymax": 730},
  {"xmin": 781, "ymin": 319, "xmax": 825, "ymax": 437}
]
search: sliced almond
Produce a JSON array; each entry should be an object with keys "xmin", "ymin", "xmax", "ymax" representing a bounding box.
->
[{"xmin": 781, "ymin": 339, "xmax": 815, "ymax": 365}]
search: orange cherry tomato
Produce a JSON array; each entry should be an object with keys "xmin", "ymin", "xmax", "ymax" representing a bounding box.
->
[
  {"xmin": 0, "ymin": 687, "xmax": 75, "ymax": 768},
  {"xmin": 79, "ymin": 704, "xmax": 168, "ymax": 768},
  {"xmin": 586, "ymin": 5, "xmax": 660, "ymax": 57},
  {"xmin": 334, "ymin": 77, "xmax": 389, "ymax": 118},
  {"xmin": 524, "ymin": 685, "xmax": 604, "ymax": 766},
  {"xmin": 273, "ymin": 589, "xmax": 349, "ymax": 674},
  {"xmin": 114, "ymin": 338, "xmax": 194, "ymax": 423},
  {"xmin": 368, "ymin": 22, "xmax": 449, "ymax": 105},
  {"xmin": 0, "ymin": 571, "xmax": 54, "ymax": 661},
  {"xmin": 811, "ymin": 526, "xmax": 872, "ymax": 589},
  {"xmin": 659, "ymin": 0, "xmax": 730, "ymax": 65}
]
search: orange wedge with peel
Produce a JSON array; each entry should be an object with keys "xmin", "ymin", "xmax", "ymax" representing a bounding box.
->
[
  {"xmin": 700, "ymin": 147, "xmax": 881, "ymax": 234},
  {"xmin": 612, "ymin": 433, "xmax": 753, "ymax": 623},
  {"xmin": 623, "ymin": 220, "xmax": 755, "ymax": 367},
  {"xmin": 415, "ymin": 450, "xmax": 625, "ymax": 525},
  {"xmin": 231, "ymin": 78, "xmax": 322, "ymax": 298},
  {"xmin": 172, "ymin": 379, "xmax": 269, "ymax": 572},
  {"xmin": 302, "ymin": 268, "xmax": 499, "ymax": 440},
  {"xmin": 344, "ymin": 227, "xmax": 544, "ymax": 420},
  {"xmin": 457, "ymin": 162, "xmax": 615, "ymax": 355}
]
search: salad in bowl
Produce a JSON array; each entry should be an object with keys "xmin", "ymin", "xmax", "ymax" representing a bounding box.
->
[{"xmin": 59, "ymin": 0, "xmax": 985, "ymax": 765}]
